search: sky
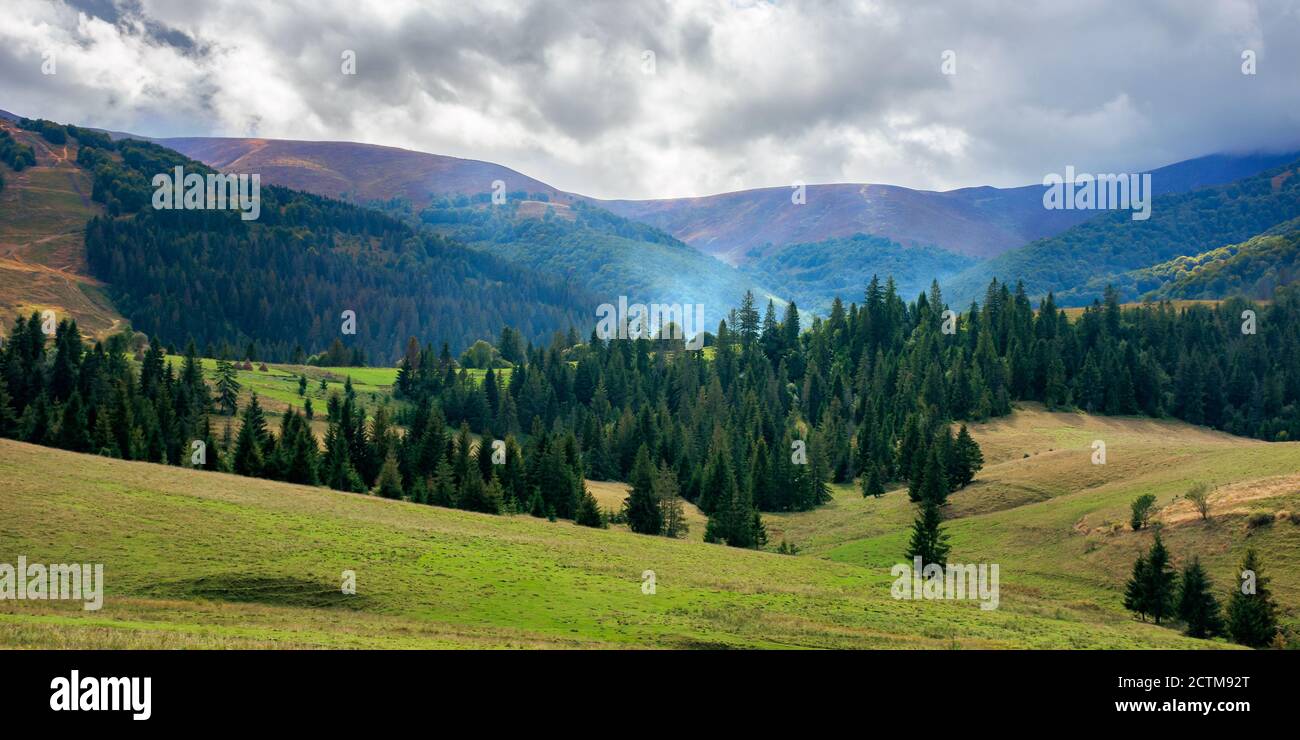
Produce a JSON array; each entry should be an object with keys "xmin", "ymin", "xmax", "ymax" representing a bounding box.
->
[{"xmin": 3, "ymin": 0, "xmax": 1299, "ymax": 200}]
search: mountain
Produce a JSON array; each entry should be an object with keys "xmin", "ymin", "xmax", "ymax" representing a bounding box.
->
[
  {"xmin": 601, "ymin": 182, "xmax": 1087, "ymax": 265},
  {"xmin": 158, "ymin": 135, "xmax": 1300, "ymax": 272},
  {"xmin": 159, "ymin": 136, "xmax": 573, "ymax": 207},
  {"xmin": 0, "ymin": 118, "xmax": 593, "ymax": 361},
  {"xmin": 946, "ymin": 157, "xmax": 1300, "ymax": 307},
  {"xmin": 162, "ymin": 137, "xmax": 783, "ymax": 321},
  {"xmin": 601, "ymin": 151, "xmax": 1300, "ymax": 266}
]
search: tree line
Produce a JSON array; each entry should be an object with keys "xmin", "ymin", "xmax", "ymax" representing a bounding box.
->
[
  {"xmin": 0, "ymin": 128, "xmax": 37, "ymax": 173},
  {"xmin": 5, "ymin": 272, "xmax": 1300, "ymax": 558},
  {"xmin": 1124, "ymin": 534, "xmax": 1281, "ymax": 648}
]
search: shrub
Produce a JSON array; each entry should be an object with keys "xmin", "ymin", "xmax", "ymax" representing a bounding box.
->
[
  {"xmin": 1130, "ymin": 494, "xmax": 1157, "ymax": 530},
  {"xmin": 1185, "ymin": 481, "xmax": 1213, "ymax": 521}
]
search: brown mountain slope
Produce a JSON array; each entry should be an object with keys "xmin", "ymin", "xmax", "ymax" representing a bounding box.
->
[
  {"xmin": 160, "ymin": 136, "xmax": 572, "ymax": 207},
  {"xmin": 0, "ymin": 121, "xmax": 123, "ymax": 340}
]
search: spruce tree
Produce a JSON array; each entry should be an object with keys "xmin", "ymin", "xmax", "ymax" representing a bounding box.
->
[
  {"xmin": 56, "ymin": 391, "xmax": 89, "ymax": 452},
  {"xmin": 1226, "ymin": 549, "xmax": 1279, "ymax": 647},
  {"xmin": 1123, "ymin": 553, "xmax": 1151, "ymax": 621},
  {"xmin": 624, "ymin": 445, "xmax": 662, "ymax": 535},
  {"xmin": 862, "ymin": 463, "xmax": 885, "ymax": 498},
  {"xmin": 1143, "ymin": 534, "xmax": 1178, "ymax": 624},
  {"xmin": 918, "ymin": 444, "xmax": 950, "ymax": 506},
  {"xmin": 903, "ymin": 498, "xmax": 950, "ymax": 568},
  {"xmin": 457, "ymin": 469, "xmax": 499, "ymax": 514},
  {"xmin": 951, "ymin": 425, "xmax": 983, "ymax": 489},
  {"xmin": 656, "ymin": 462, "xmax": 688, "ymax": 538},
  {"xmin": 526, "ymin": 487, "xmax": 546, "ymax": 518},
  {"xmin": 1176, "ymin": 557, "xmax": 1224, "ymax": 639},
  {"xmin": 431, "ymin": 460, "xmax": 457, "ymax": 507},
  {"xmin": 231, "ymin": 399, "xmax": 264, "ymax": 477},
  {"xmin": 374, "ymin": 449, "xmax": 404, "ymax": 499},
  {"xmin": 0, "ymin": 377, "xmax": 16, "ymax": 438},
  {"xmin": 214, "ymin": 359, "xmax": 240, "ymax": 415},
  {"xmin": 575, "ymin": 486, "xmax": 605, "ymax": 528}
]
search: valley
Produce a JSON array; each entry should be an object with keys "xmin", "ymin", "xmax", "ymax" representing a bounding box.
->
[{"xmin": 2, "ymin": 115, "xmax": 1298, "ymax": 655}]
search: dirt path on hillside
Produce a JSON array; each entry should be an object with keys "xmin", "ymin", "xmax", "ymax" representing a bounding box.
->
[
  {"xmin": 22, "ymin": 132, "xmax": 92, "ymax": 208},
  {"xmin": 0, "ymin": 254, "xmax": 104, "ymax": 285}
]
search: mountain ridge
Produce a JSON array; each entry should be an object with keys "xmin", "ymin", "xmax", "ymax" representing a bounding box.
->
[{"xmin": 146, "ymin": 130, "xmax": 1300, "ymax": 268}]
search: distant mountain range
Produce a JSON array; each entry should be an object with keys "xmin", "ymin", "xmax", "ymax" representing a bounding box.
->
[
  {"xmin": 152, "ymin": 134, "xmax": 1297, "ymax": 263},
  {"xmin": 6, "ymin": 106, "xmax": 1299, "ymax": 318}
]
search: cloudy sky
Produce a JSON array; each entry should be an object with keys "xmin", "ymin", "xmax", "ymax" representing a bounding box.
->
[{"xmin": 3, "ymin": 0, "xmax": 1299, "ymax": 199}]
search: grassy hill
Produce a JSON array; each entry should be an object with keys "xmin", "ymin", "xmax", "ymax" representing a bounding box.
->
[
  {"xmin": 4, "ymin": 403, "xmax": 1295, "ymax": 649},
  {"xmin": 771, "ymin": 406, "xmax": 1300, "ymax": 630},
  {"xmin": 0, "ymin": 120, "xmax": 123, "ymax": 340}
]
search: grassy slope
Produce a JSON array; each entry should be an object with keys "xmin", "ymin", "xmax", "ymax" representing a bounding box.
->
[
  {"xmin": 5, "ymin": 403, "xmax": 1290, "ymax": 648},
  {"xmin": 0, "ymin": 121, "xmax": 124, "ymax": 340},
  {"xmin": 159, "ymin": 356, "xmax": 503, "ymax": 443},
  {"xmin": 768, "ymin": 405, "xmax": 1300, "ymax": 638}
]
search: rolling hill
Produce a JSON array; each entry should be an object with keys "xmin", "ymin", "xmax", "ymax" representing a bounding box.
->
[
  {"xmin": 398, "ymin": 194, "xmax": 785, "ymax": 325},
  {"xmin": 770, "ymin": 405, "xmax": 1300, "ymax": 637},
  {"xmin": 2, "ymin": 402, "xmax": 1294, "ymax": 648}
]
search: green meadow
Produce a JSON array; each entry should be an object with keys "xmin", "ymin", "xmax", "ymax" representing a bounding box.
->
[{"xmin": 3, "ymin": 403, "xmax": 1294, "ymax": 649}]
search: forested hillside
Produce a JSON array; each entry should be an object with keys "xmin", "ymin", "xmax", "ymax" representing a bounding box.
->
[
  {"xmin": 402, "ymin": 194, "xmax": 779, "ymax": 325},
  {"xmin": 10, "ymin": 119, "xmax": 591, "ymax": 363},
  {"xmin": 742, "ymin": 233, "xmax": 975, "ymax": 315},
  {"xmin": 947, "ymin": 158, "xmax": 1300, "ymax": 306},
  {"xmin": 1137, "ymin": 218, "xmax": 1300, "ymax": 301}
]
